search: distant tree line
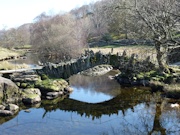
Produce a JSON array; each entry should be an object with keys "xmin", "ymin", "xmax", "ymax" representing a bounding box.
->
[{"xmin": 0, "ymin": 0, "xmax": 179, "ymax": 72}]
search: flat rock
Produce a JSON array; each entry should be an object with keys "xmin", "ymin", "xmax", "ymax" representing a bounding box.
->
[
  {"xmin": 6, "ymin": 104, "xmax": 19, "ymax": 112},
  {"xmin": 81, "ymin": 65, "xmax": 113, "ymax": 76},
  {"xmin": 0, "ymin": 110, "xmax": 13, "ymax": 116},
  {"xmin": 22, "ymin": 96, "xmax": 41, "ymax": 104},
  {"xmin": 22, "ymin": 88, "xmax": 41, "ymax": 104}
]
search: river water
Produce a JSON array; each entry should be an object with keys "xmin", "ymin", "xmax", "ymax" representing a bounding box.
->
[{"xmin": 0, "ymin": 71, "xmax": 180, "ymax": 135}]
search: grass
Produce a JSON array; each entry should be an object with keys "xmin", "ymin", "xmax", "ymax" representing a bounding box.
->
[
  {"xmin": 0, "ymin": 47, "xmax": 20, "ymax": 60},
  {"xmin": 90, "ymin": 45, "xmax": 157, "ymax": 63},
  {"xmin": 14, "ymin": 45, "xmax": 32, "ymax": 49},
  {"xmin": 0, "ymin": 61, "xmax": 29, "ymax": 70},
  {"xmin": 0, "ymin": 47, "xmax": 28, "ymax": 70}
]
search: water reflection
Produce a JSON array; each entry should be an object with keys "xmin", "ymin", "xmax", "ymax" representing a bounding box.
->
[
  {"xmin": 0, "ymin": 71, "xmax": 180, "ymax": 135},
  {"xmin": 9, "ymin": 52, "xmax": 39, "ymax": 68},
  {"xmin": 69, "ymin": 71, "xmax": 121, "ymax": 103},
  {"xmin": 160, "ymin": 101, "xmax": 180, "ymax": 135},
  {"xmin": 70, "ymin": 87, "xmax": 113, "ymax": 103},
  {"xmin": 69, "ymin": 70, "xmax": 121, "ymax": 103},
  {"xmin": 2, "ymin": 101, "xmax": 179, "ymax": 135}
]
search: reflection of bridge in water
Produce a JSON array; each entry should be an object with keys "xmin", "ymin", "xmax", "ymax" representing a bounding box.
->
[{"xmin": 42, "ymin": 87, "xmax": 152, "ymax": 119}]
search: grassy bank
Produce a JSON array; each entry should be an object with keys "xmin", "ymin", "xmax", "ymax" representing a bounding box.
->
[
  {"xmin": 0, "ymin": 47, "xmax": 26, "ymax": 61},
  {"xmin": 0, "ymin": 47, "xmax": 29, "ymax": 70},
  {"xmin": 90, "ymin": 45, "xmax": 157, "ymax": 63},
  {"xmin": 0, "ymin": 61, "xmax": 29, "ymax": 70}
]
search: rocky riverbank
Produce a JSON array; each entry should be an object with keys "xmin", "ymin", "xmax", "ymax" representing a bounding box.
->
[
  {"xmin": 0, "ymin": 71, "xmax": 73, "ymax": 116},
  {"xmin": 115, "ymin": 66, "xmax": 180, "ymax": 99},
  {"xmin": 0, "ymin": 63, "xmax": 114, "ymax": 116}
]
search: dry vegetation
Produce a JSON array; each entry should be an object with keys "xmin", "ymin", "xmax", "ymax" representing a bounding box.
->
[
  {"xmin": 0, "ymin": 61, "xmax": 29, "ymax": 70},
  {"xmin": 0, "ymin": 47, "xmax": 29, "ymax": 70},
  {"xmin": 90, "ymin": 45, "xmax": 157, "ymax": 63},
  {"xmin": 0, "ymin": 47, "xmax": 20, "ymax": 60}
]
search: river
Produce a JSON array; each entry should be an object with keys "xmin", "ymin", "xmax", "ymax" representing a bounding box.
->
[{"xmin": 0, "ymin": 70, "xmax": 180, "ymax": 135}]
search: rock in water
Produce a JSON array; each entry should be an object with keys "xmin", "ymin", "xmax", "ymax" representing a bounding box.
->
[
  {"xmin": 0, "ymin": 110, "xmax": 14, "ymax": 116},
  {"xmin": 5, "ymin": 104, "xmax": 19, "ymax": 112},
  {"xmin": 22, "ymin": 88, "xmax": 41, "ymax": 104},
  {"xmin": 81, "ymin": 65, "xmax": 113, "ymax": 76},
  {"xmin": 0, "ymin": 76, "xmax": 20, "ymax": 103}
]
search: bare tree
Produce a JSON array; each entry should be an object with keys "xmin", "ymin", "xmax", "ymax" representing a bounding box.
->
[
  {"xmin": 71, "ymin": 5, "xmax": 95, "ymax": 48},
  {"xmin": 0, "ymin": 24, "xmax": 31, "ymax": 49},
  {"xmin": 0, "ymin": 28, "xmax": 16, "ymax": 49},
  {"xmin": 106, "ymin": 0, "xmax": 180, "ymax": 72},
  {"xmin": 134, "ymin": 0, "xmax": 180, "ymax": 72},
  {"xmin": 30, "ymin": 12, "xmax": 86, "ymax": 61},
  {"xmin": 89, "ymin": 1, "xmax": 109, "ymax": 38},
  {"xmin": 15, "ymin": 24, "xmax": 31, "ymax": 47}
]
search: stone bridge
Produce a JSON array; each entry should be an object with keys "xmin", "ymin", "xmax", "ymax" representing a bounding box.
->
[
  {"xmin": 36, "ymin": 50, "xmax": 113, "ymax": 79},
  {"xmin": 36, "ymin": 50, "xmax": 154, "ymax": 79}
]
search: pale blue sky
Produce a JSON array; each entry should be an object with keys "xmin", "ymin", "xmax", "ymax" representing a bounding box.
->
[{"xmin": 0, "ymin": 0, "xmax": 98, "ymax": 29}]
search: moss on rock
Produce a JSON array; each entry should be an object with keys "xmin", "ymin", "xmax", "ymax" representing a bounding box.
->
[
  {"xmin": 22, "ymin": 88, "xmax": 41, "ymax": 104},
  {"xmin": 40, "ymin": 74, "xmax": 49, "ymax": 80},
  {"xmin": 35, "ymin": 79, "xmax": 68, "ymax": 94}
]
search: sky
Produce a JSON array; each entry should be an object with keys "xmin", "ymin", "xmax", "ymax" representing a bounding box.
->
[{"xmin": 0, "ymin": 0, "xmax": 98, "ymax": 29}]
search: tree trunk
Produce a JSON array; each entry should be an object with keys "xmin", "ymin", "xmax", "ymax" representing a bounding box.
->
[
  {"xmin": 155, "ymin": 43, "xmax": 170, "ymax": 73},
  {"xmin": 148, "ymin": 103, "xmax": 166, "ymax": 135}
]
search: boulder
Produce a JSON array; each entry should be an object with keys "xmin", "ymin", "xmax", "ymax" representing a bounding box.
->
[
  {"xmin": 0, "ymin": 76, "xmax": 20, "ymax": 103},
  {"xmin": 0, "ymin": 105, "xmax": 5, "ymax": 110},
  {"xmin": 0, "ymin": 103, "xmax": 19, "ymax": 116},
  {"xmin": 11, "ymin": 72, "xmax": 41, "ymax": 89},
  {"xmin": 0, "ymin": 110, "xmax": 13, "ymax": 116},
  {"xmin": 22, "ymin": 96, "xmax": 41, "ymax": 104},
  {"xmin": 81, "ymin": 65, "xmax": 113, "ymax": 76},
  {"xmin": 22, "ymin": 88, "xmax": 41, "ymax": 96},
  {"xmin": 5, "ymin": 104, "xmax": 19, "ymax": 112},
  {"xmin": 46, "ymin": 91, "xmax": 64, "ymax": 99},
  {"xmin": 11, "ymin": 72, "xmax": 41, "ymax": 83},
  {"xmin": 35, "ymin": 79, "xmax": 68, "ymax": 94},
  {"xmin": 64, "ymin": 87, "xmax": 73, "ymax": 93},
  {"xmin": 22, "ymin": 88, "xmax": 41, "ymax": 104}
]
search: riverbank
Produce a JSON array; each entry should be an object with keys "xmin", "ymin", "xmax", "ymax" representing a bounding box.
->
[
  {"xmin": 91, "ymin": 45, "xmax": 179, "ymax": 99},
  {"xmin": 0, "ymin": 47, "xmax": 30, "ymax": 70},
  {"xmin": 90, "ymin": 45, "xmax": 156, "ymax": 63},
  {"xmin": 0, "ymin": 70, "xmax": 73, "ymax": 116},
  {"xmin": 115, "ymin": 66, "xmax": 180, "ymax": 99},
  {"xmin": 0, "ymin": 47, "xmax": 23, "ymax": 61},
  {"xmin": 0, "ymin": 61, "xmax": 30, "ymax": 70}
]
